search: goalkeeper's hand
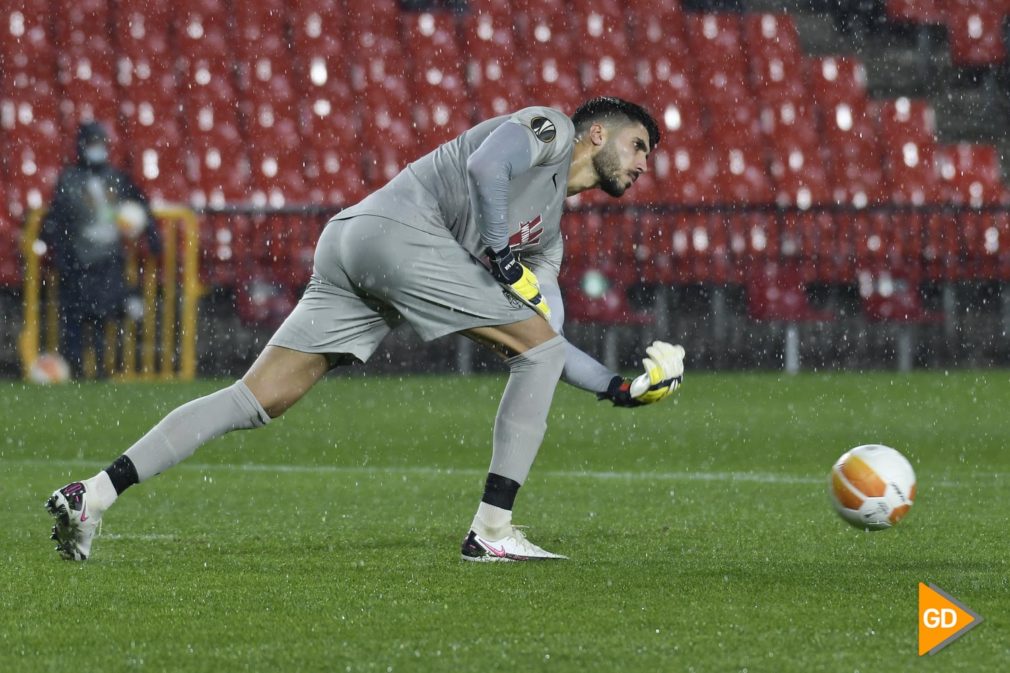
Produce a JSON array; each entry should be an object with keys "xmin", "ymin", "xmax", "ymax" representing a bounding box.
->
[
  {"xmin": 485, "ymin": 245, "xmax": 551, "ymax": 320},
  {"xmin": 598, "ymin": 342, "xmax": 685, "ymax": 407}
]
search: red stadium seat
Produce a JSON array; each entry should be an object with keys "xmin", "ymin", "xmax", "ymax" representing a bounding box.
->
[
  {"xmin": 413, "ymin": 88, "xmax": 471, "ymax": 153},
  {"xmin": 627, "ymin": 0, "xmax": 685, "ymax": 46},
  {"xmin": 878, "ymin": 97, "xmax": 936, "ymax": 145},
  {"xmin": 470, "ymin": 75, "xmax": 526, "ymax": 122},
  {"xmin": 235, "ymin": 35, "xmax": 294, "ymax": 92},
  {"xmin": 184, "ymin": 123, "xmax": 249, "ymax": 206},
  {"xmin": 960, "ymin": 212, "xmax": 1010, "ymax": 281},
  {"xmin": 918, "ymin": 212, "xmax": 959, "ymax": 282},
  {"xmin": 288, "ymin": 0, "xmax": 346, "ymax": 58},
  {"xmin": 649, "ymin": 143, "xmax": 719, "ymax": 206},
  {"xmin": 114, "ymin": 24, "xmax": 177, "ymax": 105},
  {"xmin": 53, "ymin": 0, "xmax": 111, "ymax": 49},
  {"xmin": 768, "ymin": 138, "xmax": 831, "ymax": 208},
  {"xmin": 707, "ymin": 98, "xmax": 763, "ymax": 152},
  {"xmin": 635, "ymin": 212, "xmax": 676, "ymax": 285},
  {"xmin": 516, "ymin": 0, "xmax": 582, "ymax": 111},
  {"xmin": 877, "ymin": 99, "xmax": 939, "ymax": 205},
  {"xmin": 128, "ymin": 120, "xmax": 189, "ymax": 204},
  {"xmin": 746, "ymin": 261, "xmax": 833, "ymax": 328},
  {"xmin": 762, "ymin": 97, "xmax": 819, "ymax": 150},
  {"xmin": 0, "ymin": 214, "xmax": 22, "ymax": 287},
  {"xmin": 56, "ymin": 39, "xmax": 119, "ymax": 133},
  {"xmin": 354, "ymin": 40, "xmax": 414, "ymax": 172},
  {"xmin": 571, "ymin": 0, "xmax": 629, "ymax": 54},
  {"xmin": 641, "ymin": 83, "xmax": 706, "ymax": 152},
  {"xmin": 946, "ymin": 1, "xmax": 1007, "ymax": 67},
  {"xmin": 114, "ymin": 0, "xmax": 173, "ymax": 40},
  {"xmin": 523, "ymin": 57, "xmax": 584, "ymax": 114},
  {"xmin": 685, "ymin": 13, "xmax": 750, "ymax": 106},
  {"xmin": 245, "ymin": 104, "xmax": 307, "ymax": 206},
  {"xmin": 2, "ymin": 2, "xmax": 57, "ymax": 97},
  {"xmin": 881, "ymin": 138, "xmax": 940, "ymax": 205},
  {"xmin": 174, "ymin": 0, "xmax": 229, "ymax": 33},
  {"xmin": 300, "ymin": 97, "xmax": 367, "ymax": 205},
  {"xmin": 3, "ymin": 93, "xmax": 65, "ymax": 217},
  {"xmin": 804, "ymin": 212, "xmax": 851, "ymax": 285},
  {"xmin": 570, "ymin": 1, "xmax": 639, "ymax": 99},
  {"xmin": 936, "ymin": 143, "xmax": 1007, "ymax": 207},
  {"xmin": 560, "ymin": 210, "xmax": 639, "ymax": 282},
  {"xmin": 359, "ymin": 92, "xmax": 416, "ymax": 189},
  {"xmin": 401, "ymin": 11, "xmax": 463, "ymax": 65},
  {"xmin": 669, "ymin": 213, "xmax": 733, "ymax": 284},
  {"xmin": 713, "ymin": 144, "xmax": 774, "ymax": 205},
  {"xmin": 400, "ymin": 12, "xmax": 470, "ymax": 150},
  {"xmin": 178, "ymin": 45, "xmax": 237, "ymax": 112},
  {"xmin": 808, "ymin": 56, "xmax": 869, "ymax": 110},
  {"xmin": 460, "ymin": 4, "xmax": 525, "ymax": 119},
  {"xmin": 743, "ymin": 14, "xmax": 806, "ymax": 105},
  {"xmin": 346, "ymin": 0, "xmax": 399, "ymax": 45},
  {"xmin": 820, "ymin": 99, "xmax": 885, "ymax": 206},
  {"xmin": 513, "ymin": 0, "xmax": 576, "ymax": 58},
  {"xmin": 232, "ymin": 0, "xmax": 286, "ymax": 59}
]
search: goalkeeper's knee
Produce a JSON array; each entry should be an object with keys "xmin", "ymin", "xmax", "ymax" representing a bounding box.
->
[{"xmin": 507, "ymin": 334, "xmax": 566, "ymax": 380}]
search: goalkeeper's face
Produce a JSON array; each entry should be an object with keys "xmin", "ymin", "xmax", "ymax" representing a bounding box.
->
[{"xmin": 593, "ymin": 122, "xmax": 651, "ymax": 197}]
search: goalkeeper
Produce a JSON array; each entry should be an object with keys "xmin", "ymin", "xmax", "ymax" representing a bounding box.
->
[{"xmin": 46, "ymin": 97, "xmax": 684, "ymax": 564}]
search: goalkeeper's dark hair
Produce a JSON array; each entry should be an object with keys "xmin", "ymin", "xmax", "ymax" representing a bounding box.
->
[{"xmin": 571, "ymin": 97, "xmax": 661, "ymax": 149}]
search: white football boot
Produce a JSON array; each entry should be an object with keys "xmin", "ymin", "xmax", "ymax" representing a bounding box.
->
[
  {"xmin": 45, "ymin": 481, "xmax": 102, "ymax": 561},
  {"xmin": 460, "ymin": 526, "xmax": 568, "ymax": 562}
]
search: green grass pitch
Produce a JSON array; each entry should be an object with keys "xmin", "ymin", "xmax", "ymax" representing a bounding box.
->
[{"xmin": 2, "ymin": 371, "xmax": 1008, "ymax": 672}]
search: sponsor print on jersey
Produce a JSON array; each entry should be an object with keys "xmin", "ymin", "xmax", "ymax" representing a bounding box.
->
[
  {"xmin": 530, "ymin": 117, "xmax": 556, "ymax": 143},
  {"xmin": 508, "ymin": 215, "xmax": 544, "ymax": 249}
]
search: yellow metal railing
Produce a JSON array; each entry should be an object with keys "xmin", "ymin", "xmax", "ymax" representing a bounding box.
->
[{"xmin": 18, "ymin": 207, "xmax": 203, "ymax": 380}]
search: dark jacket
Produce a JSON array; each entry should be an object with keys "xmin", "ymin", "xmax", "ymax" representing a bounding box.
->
[{"xmin": 40, "ymin": 123, "xmax": 161, "ymax": 319}]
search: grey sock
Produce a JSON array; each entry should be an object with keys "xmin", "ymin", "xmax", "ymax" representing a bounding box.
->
[
  {"xmin": 124, "ymin": 380, "xmax": 270, "ymax": 481},
  {"xmin": 488, "ymin": 335, "xmax": 567, "ymax": 485}
]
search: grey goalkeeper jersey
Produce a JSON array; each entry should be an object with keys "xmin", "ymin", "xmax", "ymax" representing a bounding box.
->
[
  {"xmin": 333, "ymin": 106, "xmax": 619, "ymax": 394},
  {"xmin": 333, "ymin": 106, "xmax": 575, "ymax": 276}
]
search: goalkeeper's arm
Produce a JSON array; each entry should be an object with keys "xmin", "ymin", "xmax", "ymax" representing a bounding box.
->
[
  {"xmin": 466, "ymin": 121, "xmax": 555, "ymax": 319},
  {"xmin": 536, "ymin": 272, "xmax": 685, "ymax": 406}
]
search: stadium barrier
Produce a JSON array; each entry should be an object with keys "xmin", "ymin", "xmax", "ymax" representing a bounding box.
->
[{"xmin": 19, "ymin": 207, "xmax": 202, "ymax": 381}]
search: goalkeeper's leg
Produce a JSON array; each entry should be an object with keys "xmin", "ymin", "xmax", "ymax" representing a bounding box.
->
[
  {"xmin": 47, "ymin": 347, "xmax": 329, "ymax": 560},
  {"xmin": 461, "ymin": 319, "xmax": 568, "ymax": 561}
]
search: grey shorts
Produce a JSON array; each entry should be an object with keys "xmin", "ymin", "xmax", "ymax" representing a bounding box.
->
[{"xmin": 267, "ymin": 215, "xmax": 535, "ymax": 364}]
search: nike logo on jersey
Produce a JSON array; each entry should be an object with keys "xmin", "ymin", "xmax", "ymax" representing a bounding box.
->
[
  {"xmin": 80, "ymin": 503, "xmax": 89, "ymax": 522},
  {"xmin": 508, "ymin": 215, "xmax": 544, "ymax": 249},
  {"xmin": 552, "ymin": 173, "xmax": 558, "ymax": 191}
]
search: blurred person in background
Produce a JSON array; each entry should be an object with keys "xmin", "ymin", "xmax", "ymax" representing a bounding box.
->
[{"xmin": 40, "ymin": 121, "xmax": 161, "ymax": 379}]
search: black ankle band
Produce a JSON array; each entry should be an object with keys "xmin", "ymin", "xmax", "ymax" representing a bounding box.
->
[
  {"xmin": 481, "ymin": 473, "xmax": 521, "ymax": 511},
  {"xmin": 104, "ymin": 455, "xmax": 139, "ymax": 495}
]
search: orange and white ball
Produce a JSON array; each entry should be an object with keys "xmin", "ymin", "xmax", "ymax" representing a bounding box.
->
[
  {"xmin": 27, "ymin": 352, "xmax": 71, "ymax": 384},
  {"xmin": 830, "ymin": 444, "xmax": 916, "ymax": 530}
]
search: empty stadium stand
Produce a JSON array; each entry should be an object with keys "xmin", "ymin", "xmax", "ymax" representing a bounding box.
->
[{"xmin": 2, "ymin": 0, "xmax": 1009, "ymax": 372}]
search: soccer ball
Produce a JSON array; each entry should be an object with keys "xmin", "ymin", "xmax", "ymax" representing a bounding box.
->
[
  {"xmin": 27, "ymin": 352, "xmax": 71, "ymax": 384},
  {"xmin": 829, "ymin": 444, "xmax": 916, "ymax": 530}
]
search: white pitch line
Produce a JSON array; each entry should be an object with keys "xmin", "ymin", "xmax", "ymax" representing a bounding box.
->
[
  {"xmin": 4, "ymin": 457, "xmax": 1001, "ymax": 488},
  {"xmin": 101, "ymin": 533, "xmax": 177, "ymax": 541}
]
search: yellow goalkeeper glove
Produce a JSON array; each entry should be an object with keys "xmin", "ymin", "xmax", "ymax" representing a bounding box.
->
[
  {"xmin": 599, "ymin": 342, "xmax": 685, "ymax": 407},
  {"xmin": 485, "ymin": 245, "xmax": 551, "ymax": 320}
]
